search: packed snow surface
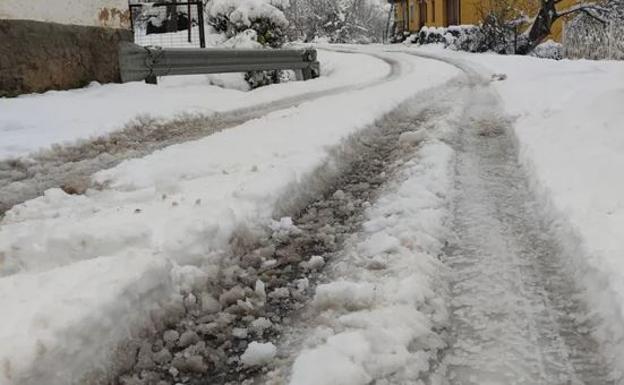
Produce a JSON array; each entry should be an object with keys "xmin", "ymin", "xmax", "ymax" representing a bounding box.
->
[
  {"xmin": 456, "ymin": 51, "xmax": 624, "ymax": 370},
  {"xmin": 0, "ymin": 52, "xmax": 459, "ymax": 384},
  {"xmin": 408, "ymin": 45, "xmax": 624, "ymax": 376},
  {"xmin": 0, "ymin": 50, "xmax": 388, "ymax": 160}
]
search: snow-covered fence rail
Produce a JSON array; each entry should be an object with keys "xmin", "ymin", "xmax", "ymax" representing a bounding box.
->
[{"xmin": 118, "ymin": 42, "xmax": 320, "ymax": 84}]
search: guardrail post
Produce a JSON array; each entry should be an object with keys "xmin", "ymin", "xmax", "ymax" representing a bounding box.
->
[{"xmin": 197, "ymin": 1, "xmax": 206, "ymax": 48}]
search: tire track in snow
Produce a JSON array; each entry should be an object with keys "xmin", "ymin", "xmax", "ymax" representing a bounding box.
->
[
  {"xmin": 92, "ymin": 90, "xmax": 449, "ymax": 385},
  {"xmin": 399, "ymin": 51, "xmax": 619, "ymax": 384},
  {"xmin": 0, "ymin": 50, "xmax": 404, "ymax": 216}
]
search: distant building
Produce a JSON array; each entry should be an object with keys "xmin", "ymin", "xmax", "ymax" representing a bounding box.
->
[{"xmin": 388, "ymin": 0, "xmax": 574, "ymax": 42}]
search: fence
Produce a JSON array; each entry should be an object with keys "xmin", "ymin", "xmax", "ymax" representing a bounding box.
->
[
  {"xmin": 118, "ymin": 42, "xmax": 320, "ymax": 84},
  {"xmin": 129, "ymin": 1, "xmax": 205, "ymax": 48}
]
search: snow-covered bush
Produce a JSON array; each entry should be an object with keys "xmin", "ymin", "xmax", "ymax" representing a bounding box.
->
[
  {"xmin": 285, "ymin": 0, "xmax": 387, "ymax": 43},
  {"xmin": 564, "ymin": 0, "xmax": 624, "ymax": 60},
  {"xmin": 411, "ymin": 25, "xmax": 491, "ymax": 53},
  {"xmin": 206, "ymin": 0, "xmax": 291, "ymax": 88},
  {"xmin": 206, "ymin": 0, "xmax": 290, "ymax": 48},
  {"xmin": 408, "ymin": 0, "xmax": 529, "ymax": 53}
]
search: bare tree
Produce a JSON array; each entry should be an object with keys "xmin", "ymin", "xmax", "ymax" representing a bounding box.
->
[
  {"xmin": 285, "ymin": 0, "xmax": 387, "ymax": 43},
  {"xmin": 564, "ymin": 0, "xmax": 624, "ymax": 59},
  {"xmin": 516, "ymin": 0, "xmax": 608, "ymax": 54}
]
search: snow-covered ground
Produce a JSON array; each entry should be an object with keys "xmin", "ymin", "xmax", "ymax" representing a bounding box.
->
[
  {"xmin": 452, "ymin": 51, "xmax": 624, "ymax": 370},
  {"xmin": 0, "ymin": 52, "xmax": 460, "ymax": 385},
  {"xmin": 2, "ymin": 40, "xmax": 624, "ymax": 385},
  {"xmin": 403, "ymin": 46, "xmax": 624, "ymax": 376},
  {"xmin": 0, "ymin": 50, "xmax": 389, "ymax": 160}
]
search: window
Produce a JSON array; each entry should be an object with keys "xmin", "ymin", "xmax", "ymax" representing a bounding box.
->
[
  {"xmin": 410, "ymin": 4, "xmax": 415, "ymax": 22},
  {"xmin": 432, "ymin": 0, "xmax": 436, "ymax": 23}
]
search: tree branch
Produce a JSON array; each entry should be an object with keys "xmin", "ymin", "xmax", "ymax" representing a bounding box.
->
[{"xmin": 556, "ymin": 3, "xmax": 609, "ymax": 24}]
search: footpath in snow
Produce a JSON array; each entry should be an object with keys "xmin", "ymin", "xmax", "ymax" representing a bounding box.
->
[{"xmin": 0, "ymin": 52, "xmax": 460, "ymax": 385}]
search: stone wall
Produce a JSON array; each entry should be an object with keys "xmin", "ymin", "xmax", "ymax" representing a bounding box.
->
[{"xmin": 0, "ymin": 20, "xmax": 133, "ymax": 97}]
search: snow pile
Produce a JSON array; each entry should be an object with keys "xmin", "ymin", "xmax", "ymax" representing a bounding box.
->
[
  {"xmin": 241, "ymin": 341, "xmax": 277, "ymax": 366},
  {"xmin": 530, "ymin": 39, "xmax": 563, "ymax": 60},
  {"xmin": 0, "ymin": 53, "xmax": 459, "ymax": 383},
  {"xmin": 0, "ymin": 253, "xmax": 176, "ymax": 385},
  {"xmin": 287, "ymin": 139, "xmax": 455, "ymax": 384}
]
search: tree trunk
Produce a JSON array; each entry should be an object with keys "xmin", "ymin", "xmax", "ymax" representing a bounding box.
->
[{"xmin": 517, "ymin": 0, "xmax": 558, "ymax": 54}]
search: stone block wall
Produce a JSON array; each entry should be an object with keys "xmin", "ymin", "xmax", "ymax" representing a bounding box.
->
[{"xmin": 0, "ymin": 19, "xmax": 133, "ymax": 97}]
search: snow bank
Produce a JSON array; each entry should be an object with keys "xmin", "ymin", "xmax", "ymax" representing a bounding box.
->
[
  {"xmin": 287, "ymin": 138, "xmax": 455, "ymax": 384},
  {"xmin": 445, "ymin": 50, "xmax": 624, "ymax": 373},
  {"xmin": 0, "ymin": 52, "xmax": 459, "ymax": 383},
  {"xmin": 0, "ymin": 253, "xmax": 175, "ymax": 385},
  {"xmin": 240, "ymin": 341, "xmax": 277, "ymax": 366},
  {"xmin": 0, "ymin": 50, "xmax": 388, "ymax": 160}
]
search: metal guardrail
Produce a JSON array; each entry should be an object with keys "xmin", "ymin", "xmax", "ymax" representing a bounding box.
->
[{"xmin": 118, "ymin": 42, "xmax": 320, "ymax": 84}]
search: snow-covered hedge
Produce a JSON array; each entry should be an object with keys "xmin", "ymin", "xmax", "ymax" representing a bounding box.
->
[
  {"xmin": 564, "ymin": 2, "xmax": 624, "ymax": 60},
  {"xmin": 408, "ymin": 25, "xmax": 491, "ymax": 53}
]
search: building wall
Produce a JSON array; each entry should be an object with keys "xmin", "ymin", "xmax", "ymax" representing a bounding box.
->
[
  {"xmin": 0, "ymin": 0, "xmax": 131, "ymax": 29},
  {"xmin": 408, "ymin": 0, "xmax": 419, "ymax": 32},
  {"xmin": 395, "ymin": 0, "xmax": 576, "ymax": 42}
]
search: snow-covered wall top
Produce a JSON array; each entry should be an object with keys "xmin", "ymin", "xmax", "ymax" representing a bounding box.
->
[{"xmin": 0, "ymin": 0, "xmax": 131, "ymax": 29}]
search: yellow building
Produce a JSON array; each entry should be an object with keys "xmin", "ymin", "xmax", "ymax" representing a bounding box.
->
[{"xmin": 390, "ymin": 0, "xmax": 574, "ymax": 42}]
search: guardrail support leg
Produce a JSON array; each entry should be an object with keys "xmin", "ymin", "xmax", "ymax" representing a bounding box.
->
[{"xmin": 301, "ymin": 68, "xmax": 313, "ymax": 81}]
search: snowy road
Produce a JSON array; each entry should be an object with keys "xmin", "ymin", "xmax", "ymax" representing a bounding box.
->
[
  {"xmin": 266, "ymin": 52, "xmax": 619, "ymax": 385},
  {"xmin": 0, "ymin": 50, "xmax": 402, "ymax": 214},
  {"xmin": 0, "ymin": 46, "xmax": 621, "ymax": 385}
]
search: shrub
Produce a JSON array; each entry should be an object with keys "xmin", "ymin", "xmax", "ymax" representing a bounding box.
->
[{"xmin": 206, "ymin": 0, "xmax": 290, "ymax": 88}]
